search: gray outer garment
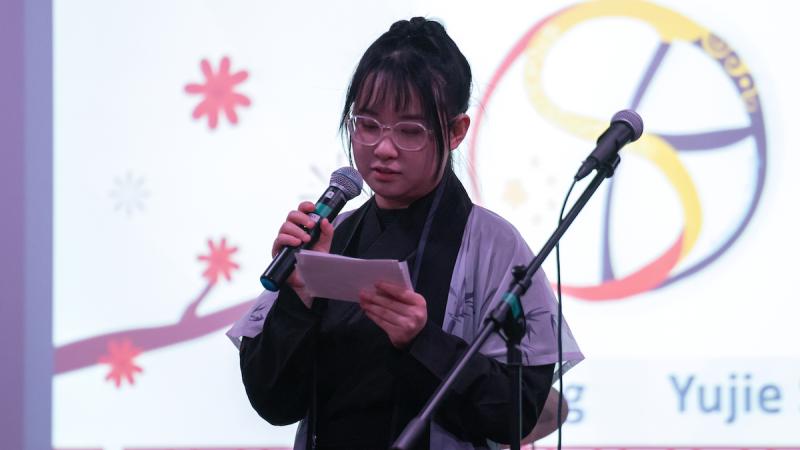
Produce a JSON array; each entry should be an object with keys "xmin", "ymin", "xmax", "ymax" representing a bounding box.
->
[{"xmin": 227, "ymin": 205, "xmax": 584, "ymax": 450}]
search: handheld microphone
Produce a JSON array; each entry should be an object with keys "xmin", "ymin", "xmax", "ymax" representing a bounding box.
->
[
  {"xmin": 260, "ymin": 167, "xmax": 363, "ymax": 292},
  {"xmin": 574, "ymin": 110, "xmax": 644, "ymax": 181}
]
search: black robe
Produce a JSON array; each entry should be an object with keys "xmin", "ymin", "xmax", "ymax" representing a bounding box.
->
[{"xmin": 239, "ymin": 173, "xmax": 554, "ymax": 449}]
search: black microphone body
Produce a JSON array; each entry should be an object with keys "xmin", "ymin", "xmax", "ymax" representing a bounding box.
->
[
  {"xmin": 575, "ymin": 110, "xmax": 643, "ymax": 181},
  {"xmin": 260, "ymin": 167, "xmax": 362, "ymax": 292}
]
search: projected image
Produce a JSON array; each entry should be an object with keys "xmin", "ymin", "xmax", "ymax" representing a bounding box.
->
[
  {"xmin": 470, "ymin": 0, "xmax": 765, "ymax": 301},
  {"xmin": 51, "ymin": 0, "xmax": 797, "ymax": 449}
]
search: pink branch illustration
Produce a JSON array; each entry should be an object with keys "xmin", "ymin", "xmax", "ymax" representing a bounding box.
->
[
  {"xmin": 54, "ymin": 284, "xmax": 255, "ymax": 375},
  {"xmin": 54, "ymin": 237, "xmax": 256, "ymax": 386}
]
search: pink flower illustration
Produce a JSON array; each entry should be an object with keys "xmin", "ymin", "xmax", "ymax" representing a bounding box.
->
[
  {"xmin": 98, "ymin": 339, "xmax": 143, "ymax": 388},
  {"xmin": 198, "ymin": 237, "xmax": 240, "ymax": 284},
  {"xmin": 185, "ymin": 56, "xmax": 251, "ymax": 129}
]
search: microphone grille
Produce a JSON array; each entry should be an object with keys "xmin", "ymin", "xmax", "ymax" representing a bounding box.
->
[
  {"xmin": 612, "ymin": 110, "xmax": 644, "ymax": 142},
  {"xmin": 330, "ymin": 166, "xmax": 363, "ymax": 200}
]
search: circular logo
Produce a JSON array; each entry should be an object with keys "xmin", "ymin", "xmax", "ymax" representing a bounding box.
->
[{"xmin": 468, "ymin": 0, "xmax": 767, "ymax": 300}]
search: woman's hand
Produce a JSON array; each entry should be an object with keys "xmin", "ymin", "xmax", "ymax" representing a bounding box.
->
[
  {"xmin": 359, "ymin": 281, "xmax": 427, "ymax": 349},
  {"xmin": 271, "ymin": 201, "xmax": 334, "ymax": 308}
]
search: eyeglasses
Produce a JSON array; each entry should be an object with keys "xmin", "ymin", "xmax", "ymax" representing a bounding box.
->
[{"xmin": 346, "ymin": 115, "xmax": 432, "ymax": 152}]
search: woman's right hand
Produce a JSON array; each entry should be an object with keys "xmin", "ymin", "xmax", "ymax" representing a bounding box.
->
[{"xmin": 272, "ymin": 201, "xmax": 335, "ymax": 308}]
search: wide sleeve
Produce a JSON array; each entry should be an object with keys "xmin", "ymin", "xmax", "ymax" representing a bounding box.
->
[
  {"xmin": 395, "ymin": 320, "xmax": 555, "ymax": 445},
  {"xmin": 226, "ymin": 209, "xmax": 355, "ymax": 428},
  {"xmin": 451, "ymin": 206, "xmax": 584, "ymax": 374},
  {"xmin": 408, "ymin": 206, "xmax": 584, "ymax": 446},
  {"xmin": 238, "ymin": 287, "xmax": 320, "ymax": 426}
]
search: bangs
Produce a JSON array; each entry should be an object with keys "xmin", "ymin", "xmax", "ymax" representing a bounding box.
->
[
  {"xmin": 354, "ymin": 67, "xmax": 426, "ymax": 118},
  {"xmin": 339, "ymin": 22, "xmax": 468, "ymax": 174}
]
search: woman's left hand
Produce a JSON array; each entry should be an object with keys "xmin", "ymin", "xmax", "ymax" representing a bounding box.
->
[{"xmin": 359, "ymin": 281, "xmax": 427, "ymax": 349}]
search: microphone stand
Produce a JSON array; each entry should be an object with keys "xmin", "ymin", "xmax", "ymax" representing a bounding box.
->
[{"xmin": 391, "ymin": 156, "xmax": 620, "ymax": 450}]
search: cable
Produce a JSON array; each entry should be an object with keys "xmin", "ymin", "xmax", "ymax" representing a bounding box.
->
[{"xmin": 555, "ymin": 178, "xmax": 577, "ymax": 450}]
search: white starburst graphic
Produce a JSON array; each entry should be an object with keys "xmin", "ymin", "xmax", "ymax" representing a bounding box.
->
[{"xmin": 110, "ymin": 171, "xmax": 150, "ymax": 217}]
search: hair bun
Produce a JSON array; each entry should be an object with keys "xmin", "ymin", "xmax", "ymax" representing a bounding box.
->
[
  {"xmin": 409, "ymin": 16, "xmax": 427, "ymax": 31},
  {"xmin": 389, "ymin": 17, "xmax": 445, "ymax": 39}
]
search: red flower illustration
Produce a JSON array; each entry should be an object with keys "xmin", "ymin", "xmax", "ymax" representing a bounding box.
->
[
  {"xmin": 185, "ymin": 56, "xmax": 251, "ymax": 129},
  {"xmin": 198, "ymin": 237, "xmax": 240, "ymax": 284},
  {"xmin": 98, "ymin": 339, "xmax": 143, "ymax": 388}
]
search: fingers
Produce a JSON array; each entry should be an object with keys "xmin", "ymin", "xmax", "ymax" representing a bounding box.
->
[
  {"xmin": 361, "ymin": 301, "xmax": 411, "ymax": 328},
  {"xmin": 360, "ymin": 293, "xmax": 408, "ymax": 327},
  {"xmin": 359, "ymin": 288, "xmax": 427, "ymax": 349},
  {"xmin": 360, "ymin": 288, "xmax": 426, "ymax": 325},
  {"xmin": 271, "ymin": 202, "xmax": 323, "ymax": 257},
  {"xmin": 268, "ymin": 201, "xmax": 334, "ymax": 298},
  {"xmin": 375, "ymin": 282, "xmax": 420, "ymax": 305},
  {"xmin": 272, "ymin": 233, "xmax": 302, "ymax": 257},
  {"xmin": 297, "ymin": 201, "xmax": 316, "ymax": 213},
  {"xmin": 314, "ymin": 218, "xmax": 334, "ymax": 253},
  {"xmin": 272, "ymin": 223, "xmax": 306, "ymax": 257},
  {"xmin": 362, "ymin": 308, "xmax": 406, "ymax": 340},
  {"xmin": 287, "ymin": 210, "xmax": 315, "ymax": 232},
  {"xmin": 360, "ymin": 288, "xmax": 417, "ymax": 315}
]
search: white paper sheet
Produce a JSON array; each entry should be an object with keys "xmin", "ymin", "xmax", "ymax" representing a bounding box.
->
[{"xmin": 294, "ymin": 250, "xmax": 413, "ymax": 302}]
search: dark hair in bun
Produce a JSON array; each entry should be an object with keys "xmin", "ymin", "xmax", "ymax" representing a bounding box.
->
[{"xmin": 339, "ymin": 17, "xmax": 472, "ymax": 173}]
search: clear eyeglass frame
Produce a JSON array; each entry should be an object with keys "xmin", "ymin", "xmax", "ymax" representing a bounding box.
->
[{"xmin": 346, "ymin": 114, "xmax": 433, "ymax": 152}]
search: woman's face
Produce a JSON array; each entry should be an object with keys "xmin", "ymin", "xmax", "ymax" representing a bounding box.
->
[{"xmin": 352, "ymin": 91, "xmax": 448, "ymax": 210}]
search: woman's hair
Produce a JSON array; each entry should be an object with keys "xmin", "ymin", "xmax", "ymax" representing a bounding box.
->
[{"xmin": 339, "ymin": 17, "xmax": 472, "ymax": 173}]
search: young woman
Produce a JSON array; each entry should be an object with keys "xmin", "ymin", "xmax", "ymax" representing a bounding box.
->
[{"xmin": 228, "ymin": 17, "xmax": 583, "ymax": 450}]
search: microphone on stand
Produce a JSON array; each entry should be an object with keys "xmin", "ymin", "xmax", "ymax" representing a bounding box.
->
[
  {"xmin": 391, "ymin": 111, "xmax": 644, "ymax": 450},
  {"xmin": 260, "ymin": 167, "xmax": 363, "ymax": 292},
  {"xmin": 574, "ymin": 110, "xmax": 644, "ymax": 181}
]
